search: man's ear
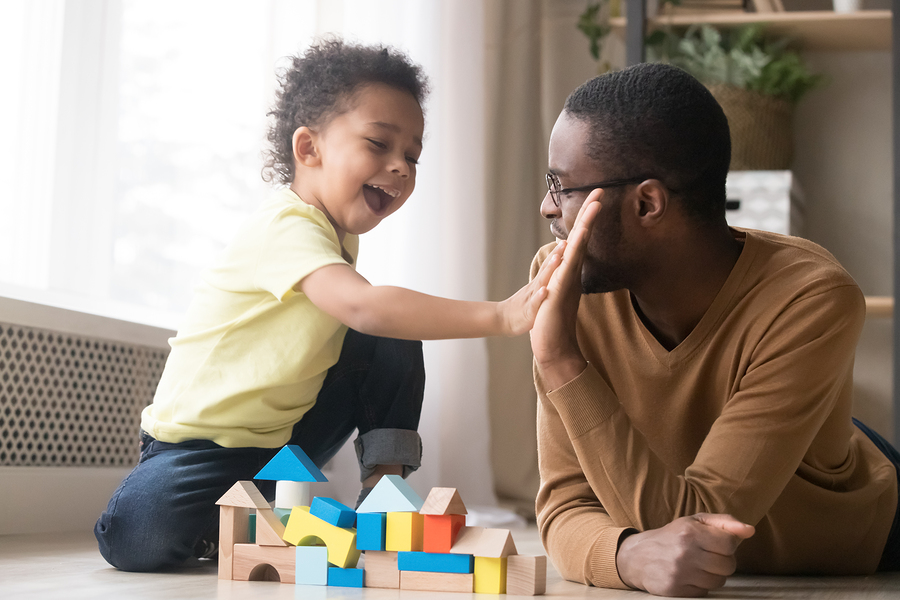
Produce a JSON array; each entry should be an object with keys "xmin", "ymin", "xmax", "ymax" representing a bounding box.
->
[
  {"xmin": 633, "ymin": 179, "xmax": 668, "ymax": 226},
  {"xmin": 292, "ymin": 127, "xmax": 320, "ymax": 167}
]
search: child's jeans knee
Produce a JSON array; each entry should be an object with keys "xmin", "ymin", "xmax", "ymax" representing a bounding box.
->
[{"xmin": 354, "ymin": 427, "xmax": 422, "ymax": 481}]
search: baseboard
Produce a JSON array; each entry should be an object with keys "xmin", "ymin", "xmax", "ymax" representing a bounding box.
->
[{"xmin": 0, "ymin": 466, "xmax": 131, "ymax": 535}]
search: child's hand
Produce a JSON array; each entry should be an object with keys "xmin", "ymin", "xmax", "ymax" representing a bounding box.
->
[{"xmin": 498, "ymin": 242, "xmax": 566, "ymax": 336}]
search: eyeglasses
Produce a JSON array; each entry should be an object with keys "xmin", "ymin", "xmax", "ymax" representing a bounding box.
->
[{"xmin": 545, "ymin": 172, "xmax": 647, "ymax": 208}]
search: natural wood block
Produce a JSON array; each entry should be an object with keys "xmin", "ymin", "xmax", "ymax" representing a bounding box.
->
[
  {"xmin": 255, "ymin": 507, "xmax": 288, "ymax": 547},
  {"xmin": 232, "ymin": 543, "xmax": 295, "ymax": 583},
  {"xmin": 385, "ymin": 511, "xmax": 424, "ymax": 552},
  {"xmin": 400, "ymin": 570, "xmax": 474, "ymax": 593},
  {"xmin": 423, "ymin": 514, "xmax": 466, "ymax": 554},
  {"xmin": 218, "ymin": 505, "xmax": 250, "ymax": 580},
  {"xmin": 420, "ymin": 487, "xmax": 467, "ymax": 515},
  {"xmin": 507, "ymin": 555, "xmax": 547, "ymax": 596},
  {"xmin": 216, "ymin": 480, "xmax": 270, "ymax": 510},
  {"xmin": 474, "ymin": 556, "xmax": 506, "ymax": 594},
  {"xmin": 451, "ymin": 526, "xmax": 517, "ymax": 557},
  {"xmin": 363, "ymin": 550, "xmax": 400, "ymax": 589}
]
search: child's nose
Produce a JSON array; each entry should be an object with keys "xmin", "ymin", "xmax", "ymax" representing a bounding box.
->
[{"xmin": 390, "ymin": 156, "xmax": 410, "ymax": 178}]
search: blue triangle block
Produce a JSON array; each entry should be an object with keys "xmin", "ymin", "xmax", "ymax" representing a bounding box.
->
[
  {"xmin": 356, "ymin": 474, "xmax": 423, "ymax": 513},
  {"xmin": 254, "ymin": 445, "xmax": 327, "ymax": 482}
]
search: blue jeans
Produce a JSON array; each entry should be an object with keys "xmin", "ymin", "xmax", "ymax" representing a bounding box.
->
[
  {"xmin": 94, "ymin": 329, "xmax": 425, "ymax": 572},
  {"xmin": 853, "ymin": 418, "xmax": 900, "ymax": 571}
]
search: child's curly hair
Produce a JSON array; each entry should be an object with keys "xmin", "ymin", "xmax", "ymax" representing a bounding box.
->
[{"xmin": 262, "ymin": 38, "xmax": 430, "ymax": 186}]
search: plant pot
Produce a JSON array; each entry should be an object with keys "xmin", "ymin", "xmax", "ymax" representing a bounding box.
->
[{"xmin": 706, "ymin": 84, "xmax": 794, "ymax": 171}]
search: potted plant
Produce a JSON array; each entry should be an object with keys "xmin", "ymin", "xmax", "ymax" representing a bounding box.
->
[{"xmin": 645, "ymin": 24, "xmax": 826, "ymax": 170}]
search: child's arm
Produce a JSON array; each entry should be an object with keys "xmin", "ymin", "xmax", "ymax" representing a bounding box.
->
[{"xmin": 297, "ymin": 244, "xmax": 564, "ymax": 340}]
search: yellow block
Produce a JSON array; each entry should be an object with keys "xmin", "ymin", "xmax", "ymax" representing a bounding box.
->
[
  {"xmin": 474, "ymin": 556, "xmax": 507, "ymax": 594},
  {"xmin": 282, "ymin": 506, "xmax": 360, "ymax": 568},
  {"xmin": 385, "ymin": 511, "xmax": 424, "ymax": 552}
]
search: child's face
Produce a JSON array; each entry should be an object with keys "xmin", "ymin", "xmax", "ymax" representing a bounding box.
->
[{"xmin": 304, "ymin": 83, "xmax": 424, "ymax": 237}]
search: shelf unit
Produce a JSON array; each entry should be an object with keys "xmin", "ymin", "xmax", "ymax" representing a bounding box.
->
[
  {"xmin": 621, "ymin": 6, "xmax": 898, "ymax": 442},
  {"xmin": 611, "ymin": 10, "xmax": 891, "ymax": 51}
]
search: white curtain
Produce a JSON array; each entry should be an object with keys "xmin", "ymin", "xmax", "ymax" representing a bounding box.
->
[{"xmin": 1, "ymin": 0, "xmax": 498, "ymax": 512}]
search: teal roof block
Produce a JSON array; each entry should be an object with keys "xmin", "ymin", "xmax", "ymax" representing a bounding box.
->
[
  {"xmin": 254, "ymin": 445, "xmax": 328, "ymax": 482},
  {"xmin": 356, "ymin": 474, "xmax": 423, "ymax": 513}
]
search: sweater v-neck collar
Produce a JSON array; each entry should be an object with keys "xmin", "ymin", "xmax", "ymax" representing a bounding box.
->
[{"xmin": 632, "ymin": 229, "xmax": 758, "ymax": 367}]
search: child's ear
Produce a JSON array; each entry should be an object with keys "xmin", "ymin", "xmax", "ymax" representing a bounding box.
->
[{"xmin": 292, "ymin": 127, "xmax": 321, "ymax": 167}]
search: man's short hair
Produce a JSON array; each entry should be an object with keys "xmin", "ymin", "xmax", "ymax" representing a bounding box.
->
[{"xmin": 564, "ymin": 63, "xmax": 731, "ymax": 223}]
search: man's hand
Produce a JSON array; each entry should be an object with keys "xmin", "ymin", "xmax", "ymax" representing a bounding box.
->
[
  {"xmin": 530, "ymin": 190, "xmax": 602, "ymax": 390},
  {"xmin": 616, "ymin": 513, "xmax": 755, "ymax": 597}
]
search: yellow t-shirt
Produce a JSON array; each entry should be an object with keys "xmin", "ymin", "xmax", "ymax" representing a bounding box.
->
[{"xmin": 141, "ymin": 188, "xmax": 359, "ymax": 448}]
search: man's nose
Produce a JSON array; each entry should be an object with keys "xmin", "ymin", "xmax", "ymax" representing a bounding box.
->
[{"xmin": 540, "ymin": 191, "xmax": 558, "ymax": 220}]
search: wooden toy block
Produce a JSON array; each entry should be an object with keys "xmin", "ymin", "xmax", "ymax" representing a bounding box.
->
[
  {"xmin": 248, "ymin": 513, "xmax": 256, "ymax": 544},
  {"xmin": 451, "ymin": 526, "xmax": 517, "ymax": 557},
  {"xmin": 356, "ymin": 512, "xmax": 386, "ymax": 551},
  {"xmin": 274, "ymin": 480, "xmax": 309, "ymax": 509},
  {"xmin": 232, "ymin": 543, "xmax": 296, "ymax": 583},
  {"xmin": 283, "ymin": 505, "xmax": 360, "ymax": 568},
  {"xmin": 255, "ymin": 507, "xmax": 288, "ymax": 547},
  {"xmin": 363, "ymin": 550, "xmax": 400, "ymax": 589},
  {"xmin": 216, "ymin": 480, "xmax": 270, "ymax": 510},
  {"xmin": 423, "ymin": 514, "xmax": 466, "ymax": 554},
  {"xmin": 356, "ymin": 474, "xmax": 423, "ymax": 513},
  {"xmin": 255, "ymin": 445, "xmax": 327, "ymax": 483},
  {"xmin": 399, "ymin": 570, "xmax": 474, "ymax": 593},
  {"xmin": 474, "ymin": 556, "xmax": 507, "ymax": 594},
  {"xmin": 327, "ymin": 566, "xmax": 365, "ymax": 587},
  {"xmin": 218, "ymin": 505, "xmax": 250, "ymax": 580},
  {"xmin": 420, "ymin": 487, "xmax": 468, "ymax": 515},
  {"xmin": 295, "ymin": 546, "xmax": 329, "ymax": 586},
  {"xmin": 506, "ymin": 555, "xmax": 547, "ymax": 596},
  {"xmin": 311, "ymin": 496, "xmax": 356, "ymax": 528},
  {"xmin": 386, "ymin": 511, "xmax": 424, "ymax": 552},
  {"xmin": 398, "ymin": 551, "xmax": 473, "ymax": 574}
]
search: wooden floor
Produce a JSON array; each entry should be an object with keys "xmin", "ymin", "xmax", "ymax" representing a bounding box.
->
[{"xmin": 4, "ymin": 527, "xmax": 900, "ymax": 599}]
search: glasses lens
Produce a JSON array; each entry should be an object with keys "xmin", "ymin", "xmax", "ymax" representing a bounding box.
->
[{"xmin": 546, "ymin": 173, "xmax": 560, "ymax": 206}]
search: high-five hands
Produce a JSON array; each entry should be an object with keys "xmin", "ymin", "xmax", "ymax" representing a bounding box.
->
[
  {"xmin": 530, "ymin": 189, "xmax": 603, "ymax": 390},
  {"xmin": 617, "ymin": 513, "xmax": 756, "ymax": 597},
  {"xmin": 499, "ymin": 240, "xmax": 566, "ymax": 336}
]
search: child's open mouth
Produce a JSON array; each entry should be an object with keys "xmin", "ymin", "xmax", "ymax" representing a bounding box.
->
[{"xmin": 363, "ymin": 184, "xmax": 398, "ymax": 215}]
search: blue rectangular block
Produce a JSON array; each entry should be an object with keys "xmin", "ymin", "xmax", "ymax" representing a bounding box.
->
[
  {"xmin": 356, "ymin": 512, "xmax": 386, "ymax": 551},
  {"xmin": 398, "ymin": 551, "xmax": 474, "ymax": 574},
  {"xmin": 327, "ymin": 566, "xmax": 365, "ymax": 587},
  {"xmin": 311, "ymin": 496, "xmax": 356, "ymax": 528},
  {"xmin": 295, "ymin": 546, "xmax": 328, "ymax": 585}
]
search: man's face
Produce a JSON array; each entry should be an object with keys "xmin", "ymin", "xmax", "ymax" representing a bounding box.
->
[{"xmin": 543, "ymin": 111, "xmax": 633, "ymax": 294}]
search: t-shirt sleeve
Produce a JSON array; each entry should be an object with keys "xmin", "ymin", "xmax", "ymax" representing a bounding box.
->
[{"xmin": 252, "ymin": 207, "xmax": 350, "ymax": 302}]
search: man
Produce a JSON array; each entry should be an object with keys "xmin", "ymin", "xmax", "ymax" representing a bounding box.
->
[{"xmin": 529, "ymin": 62, "xmax": 900, "ymax": 597}]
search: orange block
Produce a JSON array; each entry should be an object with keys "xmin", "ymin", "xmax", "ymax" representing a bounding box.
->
[{"xmin": 423, "ymin": 514, "xmax": 466, "ymax": 554}]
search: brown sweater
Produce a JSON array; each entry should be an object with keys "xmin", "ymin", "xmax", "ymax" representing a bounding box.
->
[{"xmin": 532, "ymin": 228, "xmax": 898, "ymax": 589}]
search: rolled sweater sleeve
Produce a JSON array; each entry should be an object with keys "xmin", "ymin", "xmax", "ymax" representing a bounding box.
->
[{"xmin": 535, "ymin": 362, "xmax": 635, "ymax": 589}]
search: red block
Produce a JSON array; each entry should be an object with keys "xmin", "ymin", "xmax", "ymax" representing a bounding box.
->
[{"xmin": 423, "ymin": 514, "xmax": 466, "ymax": 554}]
